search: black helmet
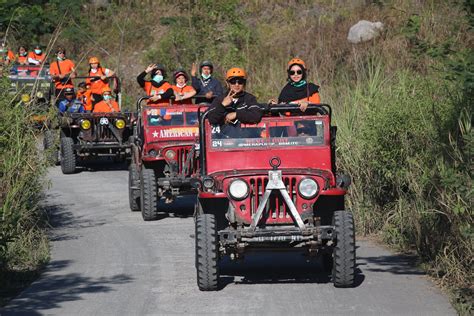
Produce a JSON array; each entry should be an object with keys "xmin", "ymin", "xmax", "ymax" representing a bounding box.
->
[
  {"xmin": 152, "ymin": 64, "xmax": 166, "ymax": 78},
  {"xmin": 200, "ymin": 60, "xmax": 213, "ymax": 70},
  {"xmin": 64, "ymin": 87, "xmax": 75, "ymax": 95}
]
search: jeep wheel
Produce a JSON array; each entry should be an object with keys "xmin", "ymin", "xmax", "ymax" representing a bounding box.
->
[
  {"xmin": 129, "ymin": 163, "xmax": 141, "ymax": 212},
  {"xmin": 140, "ymin": 167, "xmax": 158, "ymax": 220},
  {"xmin": 195, "ymin": 214, "xmax": 219, "ymax": 291},
  {"xmin": 43, "ymin": 130, "xmax": 59, "ymax": 165},
  {"xmin": 60, "ymin": 137, "xmax": 76, "ymax": 174},
  {"xmin": 332, "ymin": 210, "xmax": 356, "ymax": 287}
]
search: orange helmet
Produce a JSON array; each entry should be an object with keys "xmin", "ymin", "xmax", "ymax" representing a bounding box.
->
[
  {"xmin": 287, "ymin": 58, "xmax": 306, "ymax": 70},
  {"xmin": 226, "ymin": 67, "xmax": 247, "ymax": 80},
  {"xmin": 102, "ymin": 87, "xmax": 112, "ymax": 95},
  {"xmin": 89, "ymin": 57, "xmax": 100, "ymax": 64}
]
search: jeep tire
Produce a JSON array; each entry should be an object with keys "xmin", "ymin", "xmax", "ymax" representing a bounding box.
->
[
  {"xmin": 332, "ymin": 210, "xmax": 356, "ymax": 287},
  {"xmin": 60, "ymin": 137, "xmax": 76, "ymax": 174},
  {"xmin": 195, "ymin": 214, "xmax": 219, "ymax": 291},
  {"xmin": 140, "ymin": 167, "xmax": 158, "ymax": 221},
  {"xmin": 129, "ymin": 163, "xmax": 141, "ymax": 212}
]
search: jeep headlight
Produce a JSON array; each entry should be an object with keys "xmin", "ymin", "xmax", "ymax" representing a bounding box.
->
[
  {"xmin": 21, "ymin": 94, "xmax": 30, "ymax": 103},
  {"xmin": 228, "ymin": 179, "xmax": 249, "ymax": 200},
  {"xmin": 115, "ymin": 119, "xmax": 126, "ymax": 129},
  {"xmin": 298, "ymin": 178, "xmax": 318, "ymax": 199},
  {"xmin": 36, "ymin": 91, "xmax": 44, "ymax": 98},
  {"xmin": 164, "ymin": 149, "xmax": 176, "ymax": 160},
  {"xmin": 80, "ymin": 119, "xmax": 91, "ymax": 130}
]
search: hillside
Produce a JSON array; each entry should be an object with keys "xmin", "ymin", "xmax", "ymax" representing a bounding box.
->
[{"xmin": 1, "ymin": 0, "xmax": 472, "ymax": 312}]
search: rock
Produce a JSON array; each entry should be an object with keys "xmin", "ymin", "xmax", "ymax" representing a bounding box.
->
[{"xmin": 347, "ymin": 20, "xmax": 384, "ymax": 44}]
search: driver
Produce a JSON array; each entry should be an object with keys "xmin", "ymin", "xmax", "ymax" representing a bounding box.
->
[
  {"xmin": 207, "ymin": 67, "xmax": 263, "ymax": 126},
  {"xmin": 58, "ymin": 88, "xmax": 85, "ymax": 113}
]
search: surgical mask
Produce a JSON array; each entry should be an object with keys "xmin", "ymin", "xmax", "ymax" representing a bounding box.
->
[
  {"xmin": 152, "ymin": 75, "xmax": 163, "ymax": 83},
  {"xmin": 57, "ymin": 56, "xmax": 65, "ymax": 61},
  {"xmin": 176, "ymin": 82, "xmax": 186, "ymax": 88},
  {"xmin": 20, "ymin": 52, "xmax": 27, "ymax": 57},
  {"xmin": 34, "ymin": 49, "xmax": 42, "ymax": 54},
  {"xmin": 0, "ymin": 48, "xmax": 4, "ymax": 53},
  {"xmin": 201, "ymin": 73, "xmax": 211, "ymax": 80},
  {"xmin": 91, "ymin": 68, "xmax": 98, "ymax": 73},
  {"xmin": 103, "ymin": 95, "xmax": 112, "ymax": 101}
]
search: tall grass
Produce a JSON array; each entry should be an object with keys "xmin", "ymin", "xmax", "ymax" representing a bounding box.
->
[{"xmin": 0, "ymin": 75, "xmax": 49, "ymax": 301}]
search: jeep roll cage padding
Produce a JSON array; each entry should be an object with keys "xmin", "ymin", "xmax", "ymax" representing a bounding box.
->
[{"xmin": 198, "ymin": 103, "xmax": 333, "ymax": 176}]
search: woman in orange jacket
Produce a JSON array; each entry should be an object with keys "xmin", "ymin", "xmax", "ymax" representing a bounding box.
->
[
  {"xmin": 136, "ymin": 63, "xmax": 174, "ymax": 106},
  {"xmin": 86, "ymin": 57, "xmax": 115, "ymax": 106},
  {"xmin": 171, "ymin": 69, "xmax": 196, "ymax": 105},
  {"xmin": 275, "ymin": 58, "xmax": 321, "ymax": 112},
  {"xmin": 93, "ymin": 88, "xmax": 120, "ymax": 113},
  {"xmin": 16, "ymin": 46, "xmax": 28, "ymax": 65}
]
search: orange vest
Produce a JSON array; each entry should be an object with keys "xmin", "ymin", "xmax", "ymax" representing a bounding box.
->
[
  {"xmin": 49, "ymin": 59, "xmax": 75, "ymax": 89},
  {"xmin": 171, "ymin": 85, "xmax": 195, "ymax": 105},
  {"xmin": 4, "ymin": 50, "xmax": 15, "ymax": 62},
  {"xmin": 17, "ymin": 54, "xmax": 28, "ymax": 64},
  {"xmin": 144, "ymin": 81, "xmax": 173, "ymax": 106},
  {"xmin": 292, "ymin": 92, "xmax": 320, "ymax": 104},
  {"xmin": 86, "ymin": 67, "xmax": 111, "ymax": 94},
  {"xmin": 27, "ymin": 51, "xmax": 45, "ymax": 64},
  {"xmin": 93, "ymin": 100, "xmax": 120, "ymax": 113},
  {"xmin": 77, "ymin": 90, "xmax": 93, "ymax": 111}
]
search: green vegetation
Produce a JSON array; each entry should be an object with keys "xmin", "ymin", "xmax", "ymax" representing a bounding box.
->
[
  {"xmin": 0, "ymin": 0, "xmax": 472, "ymax": 312},
  {"xmin": 0, "ymin": 76, "xmax": 50, "ymax": 305}
]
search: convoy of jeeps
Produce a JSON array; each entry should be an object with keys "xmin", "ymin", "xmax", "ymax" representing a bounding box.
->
[{"xmin": 7, "ymin": 58, "xmax": 355, "ymax": 292}]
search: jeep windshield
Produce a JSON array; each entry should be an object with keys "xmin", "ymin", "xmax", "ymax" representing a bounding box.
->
[
  {"xmin": 9, "ymin": 65, "xmax": 51, "ymax": 80},
  {"xmin": 145, "ymin": 107, "xmax": 198, "ymax": 127},
  {"xmin": 210, "ymin": 117, "xmax": 325, "ymax": 150}
]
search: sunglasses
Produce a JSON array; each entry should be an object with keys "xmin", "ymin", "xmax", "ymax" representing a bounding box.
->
[
  {"xmin": 289, "ymin": 70, "xmax": 303, "ymax": 75},
  {"xmin": 228, "ymin": 78, "xmax": 246, "ymax": 85}
]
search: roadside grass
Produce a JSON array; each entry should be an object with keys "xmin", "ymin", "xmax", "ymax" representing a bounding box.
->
[{"xmin": 0, "ymin": 76, "xmax": 50, "ymax": 306}]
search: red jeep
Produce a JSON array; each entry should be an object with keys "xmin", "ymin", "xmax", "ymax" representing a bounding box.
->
[
  {"xmin": 128, "ymin": 98, "xmax": 202, "ymax": 221},
  {"xmin": 194, "ymin": 104, "xmax": 354, "ymax": 290}
]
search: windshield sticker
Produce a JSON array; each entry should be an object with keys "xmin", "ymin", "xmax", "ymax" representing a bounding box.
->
[
  {"xmin": 154, "ymin": 127, "xmax": 198, "ymax": 138},
  {"xmin": 211, "ymin": 136, "xmax": 323, "ymax": 148}
]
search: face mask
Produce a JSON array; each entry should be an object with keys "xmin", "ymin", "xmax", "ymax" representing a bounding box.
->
[
  {"xmin": 0, "ymin": 49, "xmax": 4, "ymax": 53},
  {"xmin": 57, "ymin": 56, "xmax": 64, "ymax": 61},
  {"xmin": 34, "ymin": 49, "xmax": 42, "ymax": 54},
  {"xmin": 20, "ymin": 52, "xmax": 27, "ymax": 57},
  {"xmin": 201, "ymin": 73, "xmax": 211, "ymax": 80},
  {"xmin": 176, "ymin": 82, "xmax": 186, "ymax": 88},
  {"xmin": 103, "ymin": 95, "xmax": 112, "ymax": 101},
  {"xmin": 91, "ymin": 68, "xmax": 98, "ymax": 73},
  {"xmin": 152, "ymin": 75, "xmax": 163, "ymax": 83}
]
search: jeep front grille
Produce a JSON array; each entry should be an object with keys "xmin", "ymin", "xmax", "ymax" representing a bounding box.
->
[{"xmin": 249, "ymin": 176, "xmax": 298, "ymax": 220}]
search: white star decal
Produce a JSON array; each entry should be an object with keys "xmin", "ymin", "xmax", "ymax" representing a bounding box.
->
[{"xmin": 152, "ymin": 131, "xmax": 159, "ymax": 138}]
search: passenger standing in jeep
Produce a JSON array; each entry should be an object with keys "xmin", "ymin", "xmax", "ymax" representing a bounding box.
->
[
  {"xmin": 49, "ymin": 47, "xmax": 76, "ymax": 100},
  {"xmin": 207, "ymin": 67, "xmax": 263, "ymax": 126},
  {"xmin": 136, "ymin": 63, "xmax": 174, "ymax": 106},
  {"xmin": 271, "ymin": 58, "xmax": 321, "ymax": 112}
]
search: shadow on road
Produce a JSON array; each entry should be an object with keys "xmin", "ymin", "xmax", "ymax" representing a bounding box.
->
[
  {"xmin": 44, "ymin": 200, "xmax": 107, "ymax": 242},
  {"xmin": 219, "ymin": 252, "xmax": 365, "ymax": 289},
  {"xmin": 150, "ymin": 195, "xmax": 196, "ymax": 220},
  {"xmin": 358, "ymin": 252, "xmax": 424, "ymax": 275},
  {"xmin": 1, "ymin": 260, "xmax": 133, "ymax": 315},
  {"xmin": 75, "ymin": 159, "xmax": 129, "ymax": 173}
]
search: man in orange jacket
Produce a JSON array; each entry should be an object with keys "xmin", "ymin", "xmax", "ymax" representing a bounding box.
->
[
  {"xmin": 49, "ymin": 47, "xmax": 76, "ymax": 100},
  {"xmin": 77, "ymin": 82, "xmax": 93, "ymax": 112},
  {"xmin": 93, "ymin": 88, "xmax": 120, "ymax": 113}
]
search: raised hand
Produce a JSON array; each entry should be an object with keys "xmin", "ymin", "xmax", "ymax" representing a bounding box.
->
[
  {"xmin": 221, "ymin": 90, "xmax": 236, "ymax": 107},
  {"xmin": 191, "ymin": 62, "xmax": 197, "ymax": 77},
  {"xmin": 145, "ymin": 64, "xmax": 156, "ymax": 73}
]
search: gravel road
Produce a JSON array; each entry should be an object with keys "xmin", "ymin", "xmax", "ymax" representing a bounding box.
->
[{"xmin": 2, "ymin": 164, "xmax": 456, "ymax": 315}]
